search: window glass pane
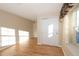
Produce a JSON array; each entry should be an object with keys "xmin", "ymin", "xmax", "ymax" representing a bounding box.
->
[
  {"xmin": 48, "ymin": 24, "xmax": 53, "ymax": 38},
  {"xmin": 1, "ymin": 36, "xmax": 16, "ymax": 46},
  {"xmin": 48, "ymin": 24, "xmax": 53, "ymax": 34},
  {"xmin": 19, "ymin": 30, "xmax": 29, "ymax": 36},
  {"xmin": 19, "ymin": 30, "xmax": 29, "ymax": 43},
  {"xmin": 1, "ymin": 27, "xmax": 15, "ymax": 35},
  {"xmin": 0, "ymin": 27, "xmax": 16, "ymax": 46},
  {"xmin": 76, "ymin": 10, "xmax": 79, "ymax": 43},
  {"xmin": 48, "ymin": 33, "xmax": 53, "ymax": 38},
  {"xmin": 19, "ymin": 37, "xmax": 29, "ymax": 43},
  {"xmin": 77, "ymin": 10, "xmax": 79, "ymax": 26}
]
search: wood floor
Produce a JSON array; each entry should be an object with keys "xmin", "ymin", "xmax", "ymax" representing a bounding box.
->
[{"xmin": 0, "ymin": 38, "xmax": 64, "ymax": 56}]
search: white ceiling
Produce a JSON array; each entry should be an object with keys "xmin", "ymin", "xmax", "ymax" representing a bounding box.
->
[{"xmin": 0, "ymin": 3, "xmax": 63, "ymax": 21}]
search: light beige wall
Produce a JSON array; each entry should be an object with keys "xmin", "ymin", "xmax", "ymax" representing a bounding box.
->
[
  {"xmin": 68, "ymin": 11, "xmax": 76, "ymax": 43},
  {"xmin": 60, "ymin": 5, "xmax": 79, "ymax": 55},
  {"xmin": 59, "ymin": 19, "xmax": 64, "ymax": 46},
  {"xmin": 59, "ymin": 15, "xmax": 72, "ymax": 55},
  {"xmin": 0, "ymin": 10, "xmax": 34, "ymax": 37},
  {"xmin": 61, "ymin": 6, "xmax": 77, "ymax": 45},
  {"xmin": 33, "ymin": 21, "xmax": 37, "ymax": 37}
]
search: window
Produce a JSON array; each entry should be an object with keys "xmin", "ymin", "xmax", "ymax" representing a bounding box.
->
[
  {"xmin": 19, "ymin": 30, "xmax": 29, "ymax": 43},
  {"xmin": 48, "ymin": 24, "xmax": 53, "ymax": 38},
  {"xmin": 0, "ymin": 27, "xmax": 30, "ymax": 47},
  {"xmin": 77, "ymin": 10, "xmax": 79, "ymax": 27},
  {"xmin": 76, "ymin": 9, "xmax": 79, "ymax": 43},
  {"xmin": 0, "ymin": 27, "xmax": 16, "ymax": 46}
]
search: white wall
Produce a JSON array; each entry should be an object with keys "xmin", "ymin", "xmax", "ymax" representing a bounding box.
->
[{"xmin": 37, "ymin": 16, "xmax": 60, "ymax": 46}]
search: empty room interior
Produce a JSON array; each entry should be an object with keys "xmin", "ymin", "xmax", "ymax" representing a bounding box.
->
[{"xmin": 0, "ymin": 3, "xmax": 79, "ymax": 56}]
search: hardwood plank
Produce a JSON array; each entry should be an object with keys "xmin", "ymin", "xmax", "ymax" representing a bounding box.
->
[{"xmin": 0, "ymin": 38, "xmax": 64, "ymax": 56}]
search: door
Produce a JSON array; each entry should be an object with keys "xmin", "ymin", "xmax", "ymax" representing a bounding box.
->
[{"xmin": 37, "ymin": 18, "xmax": 59, "ymax": 46}]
